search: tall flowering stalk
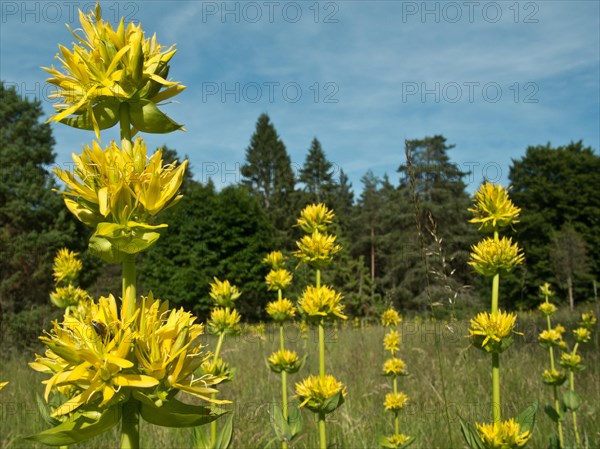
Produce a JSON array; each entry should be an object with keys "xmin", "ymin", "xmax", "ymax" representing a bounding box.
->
[
  {"xmin": 263, "ymin": 251, "xmax": 303, "ymax": 448},
  {"xmin": 29, "ymin": 5, "xmax": 225, "ymax": 448},
  {"xmin": 194, "ymin": 278, "xmax": 242, "ymax": 449},
  {"xmin": 461, "ymin": 182, "xmax": 536, "ymax": 449},
  {"xmin": 537, "ymin": 283, "xmax": 566, "ymax": 448},
  {"xmin": 293, "ymin": 204, "xmax": 346, "ymax": 449},
  {"xmin": 379, "ymin": 308, "xmax": 413, "ymax": 449}
]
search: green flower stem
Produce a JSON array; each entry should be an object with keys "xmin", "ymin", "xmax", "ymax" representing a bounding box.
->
[
  {"xmin": 122, "ymin": 255, "xmax": 137, "ymax": 323},
  {"xmin": 545, "ymin": 305, "xmax": 564, "ymax": 448},
  {"xmin": 120, "ymin": 103, "xmax": 132, "ymax": 143},
  {"xmin": 318, "ymin": 413, "xmax": 327, "ymax": 449},
  {"xmin": 569, "ymin": 343, "xmax": 581, "ymax": 448},
  {"xmin": 211, "ymin": 331, "xmax": 226, "ymax": 445},
  {"xmin": 492, "ymin": 352, "xmax": 501, "ymax": 424},
  {"xmin": 393, "ymin": 377, "xmax": 399, "ymax": 435},
  {"xmin": 120, "ymin": 398, "xmax": 140, "ymax": 449},
  {"xmin": 279, "ymin": 322, "xmax": 289, "ymax": 449},
  {"xmin": 318, "ymin": 322, "xmax": 325, "ymax": 378}
]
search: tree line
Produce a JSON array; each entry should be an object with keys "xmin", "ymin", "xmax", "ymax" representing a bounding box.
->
[{"xmin": 1, "ymin": 82, "xmax": 598, "ymax": 334}]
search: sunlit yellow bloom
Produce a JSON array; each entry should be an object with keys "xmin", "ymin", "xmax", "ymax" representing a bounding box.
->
[
  {"xmin": 573, "ymin": 327, "xmax": 591, "ymax": 344},
  {"xmin": 384, "ymin": 392, "xmax": 409, "ymax": 412},
  {"xmin": 296, "ymin": 203, "xmax": 335, "ymax": 233},
  {"xmin": 268, "ymin": 349, "xmax": 302, "ymax": 373},
  {"xmin": 208, "ymin": 277, "xmax": 241, "ymax": 308},
  {"xmin": 476, "ymin": 419, "xmax": 531, "ymax": 449},
  {"xmin": 383, "ymin": 433, "xmax": 413, "ymax": 448},
  {"xmin": 265, "ymin": 269, "xmax": 293, "ymax": 291},
  {"xmin": 383, "ymin": 358, "xmax": 407, "ymax": 376},
  {"xmin": 580, "ymin": 311, "xmax": 597, "ymax": 329},
  {"xmin": 539, "ymin": 282, "xmax": 553, "ymax": 298},
  {"xmin": 469, "ymin": 311, "xmax": 517, "ymax": 353},
  {"xmin": 469, "ymin": 237, "xmax": 524, "ymax": 277},
  {"xmin": 262, "ymin": 251, "xmax": 286, "ymax": 270},
  {"xmin": 468, "ymin": 182, "xmax": 521, "ymax": 233},
  {"xmin": 384, "ymin": 330, "xmax": 400, "ymax": 354},
  {"xmin": 207, "ymin": 307, "xmax": 241, "ymax": 336},
  {"xmin": 0, "ymin": 381, "xmax": 7, "ymax": 391},
  {"xmin": 44, "ymin": 4, "xmax": 184, "ymax": 139},
  {"xmin": 298, "ymin": 284, "xmax": 346, "ymax": 322},
  {"xmin": 294, "ymin": 230, "xmax": 341, "ymax": 268},
  {"xmin": 50, "ymin": 285, "xmax": 89, "ymax": 310},
  {"xmin": 538, "ymin": 302, "xmax": 557, "ymax": 317},
  {"xmin": 381, "ymin": 308, "xmax": 401, "ymax": 327},
  {"xmin": 199, "ymin": 357, "xmax": 232, "ymax": 382},
  {"xmin": 559, "ymin": 353, "xmax": 583, "ymax": 371},
  {"xmin": 53, "ymin": 248, "xmax": 83, "ymax": 285},
  {"xmin": 538, "ymin": 325, "xmax": 565, "ymax": 348},
  {"xmin": 295, "ymin": 374, "xmax": 346, "ymax": 413},
  {"xmin": 266, "ymin": 298, "xmax": 296, "ymax": 322},
  {"xmin": 542, "ymin": 368, "xmax": 566, "ymax": 386}
]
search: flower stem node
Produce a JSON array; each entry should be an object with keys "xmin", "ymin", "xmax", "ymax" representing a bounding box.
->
[{"xmin": 295, "ymin": 374, "xmax": 346, "ymax": 414}]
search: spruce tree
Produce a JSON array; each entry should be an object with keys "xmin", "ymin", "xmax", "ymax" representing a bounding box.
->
[
  {"xmin": 241, "ymin": 114, "xmax": 296, "ymax": 246},
  {"xmin": 299, "ymin": 137, "xmax": 335, "ymax": 204}
]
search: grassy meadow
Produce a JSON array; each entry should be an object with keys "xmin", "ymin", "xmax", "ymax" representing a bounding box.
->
[{"xmin": 1, "ymin": 308, "xmax": 598, "ymax": 449}]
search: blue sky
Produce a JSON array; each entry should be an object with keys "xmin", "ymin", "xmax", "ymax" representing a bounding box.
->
[{"xmin": 1, "ymin": 0, "xmax": 598, "ymax": 194}]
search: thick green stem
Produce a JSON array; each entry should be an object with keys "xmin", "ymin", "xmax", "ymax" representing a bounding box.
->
[
  {"xmin": 393, "ymin": 377, "xmax": 399, "ymax": 434},
  {"xmin": 280, "ymin": 324, "xmax": 288, "ymax": 420},
  {"xmin": 210, "ymin": 331, "xmax": 226, "ymax": 445},
  {"xmin": 491, "ymin": 274, "xmax": 500, "ymax": 314},
  {"xmin": 318, "ymin": 322, "xmax": 325, "ymax": 378},
  {"xmin": 120, "ymin": 399, "xmax": 140, "ymax": 449},
  {"xmin": 213, "ymin": 331, "xmax": 225, "ymax": 364},
  {"xmin": 318, "ymin": 413, "xmax": 327, "ymax": 449},
  {"xmin": 546, "ymin": 307, "xmax": 564, "ymax": 448},
  {"xmin": 120, "ymin": 103, "xmax": 132, "ymax": 143},
  {"xmin": 122, "ymin": 255, "xmax": 137, "ymax": 323},
  {"xmin": 570, "ymin": 343, "xmax": 581, "ymax": 448},
  {"xmin": 492, "ymin": 352, "xmax": 501, "ymax": 424}
]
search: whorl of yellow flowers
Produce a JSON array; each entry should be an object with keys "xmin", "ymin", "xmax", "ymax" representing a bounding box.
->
[
  {"xmin": 294, "ymin": 230, "xmax": 341, "ymax": 268},
  {"xmin": 469, "ymin": 310, "xmax": 517, "ymax": 353},
  {"xmin": 265, "ymin": 268, "xmax": 293, "ymax": 291},
  {"xmin": 469, "ymin": 236, "xmax": 524, "ymax": 277},
  {"xmin": 30, "ymin": 293, "xmax": 225, "ymax": 419},
  {"xmin": 268, "ymin": 349, "xmax": 302, "ymax": 374},
  {"xmin": 295, "ymin": 374, "xmax": 346, "ymax": 414},
  {"xmin": 53, "ymin": 248, "xmax": 83, "ymax": 285},
  {"xmin": 262, "ymin": 250, "xmax": 286, "ymax": 270},
  {"xmin": 54, "ymin": 138, "xmax": 187, "ymax": 262},
  {"xmin": 475, "ymin": 419, "xmax": 531, "ymax": 449},
  {"xmin": 209, "ymin": 277, "xmax": 241, "ymax": 308},
  {"xmin": 295, "ymin": 203, "xmax": 334, "ymax": 233},
  {"xmin": 265, "ymin": 297, "xmax": 296, "ymax": 323},
  {"xmin": 44, "ymin": 4, "xmax": 185, "ymax": 139},
  {"xmin": 468, "ymin": 182, "xmax": 521, "ymax": 233},
  {"xmin": 298, "ymin": 284, "xmax": 347, "ymax": 323},
  {"xmin": 381, "ymin": 308, "xmax": 401, "ymax": 327}
]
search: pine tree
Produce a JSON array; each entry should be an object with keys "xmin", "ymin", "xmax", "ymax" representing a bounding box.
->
[
  {"xmin": 241, "ymin": 114, "xmax": 296, "ymax": 246},
  {"xmin": 299, "ymin": 137, "xmax": 335, "ymax": 205},
  {"xmin": 0, "ymin": 82, "xmax": 89, "ymax": 317}
]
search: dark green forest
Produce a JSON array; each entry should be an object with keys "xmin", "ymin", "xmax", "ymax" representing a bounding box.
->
[{"xmin": 2, "ymin": 82, "xmax": 599, "ymax": 343}]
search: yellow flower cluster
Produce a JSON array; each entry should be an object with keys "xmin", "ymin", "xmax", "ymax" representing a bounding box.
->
[
  {"xmin": 268, "ymin": 349, "xmax": 302, "ymax": 373},
  {"xmin": 207, "ymin": 307, "xmax": 241, "ymax": 336},
  {"xmin": 468, "ymin": 182, "xmax": 521, "ymax": 233},
  {"xmin": 383, "ymin": 358, "xmax": 407, "ymax": 377},
  {"xmin": 384, "ymin": 392, "xmax": 409, "ymax": 412},
  {"xmin": 55, "ymin": 139, "xmax": 187, "ymax": 262},
  {"xmin": 538, "ymin": 326, "xmax": 566, "ymax": 348},
  {"xmin": 295, "ymin": 203, "xmax": 334, "ymax": 233},
  {"xmin": 298, "ymin": 284, "xmax": 346, "ymax": 322},
  {"xmin": 265, "ymin": 298, "xmax": 296, "ymax": 323},
  {"xmin": 580, "ymin": 311, "xmax": 596, "ymax": 329},
  {"xmin": 30, "ymin": 294, "xmax": 224, "ymax": 418},
  {"xmin": 384, "ymin": 330, "xmax": 401, "ymax": 354},
  {"xmin": 559, "ymin": 353, "xmax": 583, "ymax": 371},
  {"xmin": 295, "ymin": 374, "xmax": 346, "ymax": 414},
  {"xmin": 53, "ymin": 248, "xmax": 83, "ymax": 285},
  {"xmin": 538, "ymin": 302, "xmax": 557, "ymax": 317},
  {"xmin": 475, "ymin": 419, "xmax": 531, "ymax": 449},
  {"xmin": 50, "ymin": 285, "xmax": 89, "ymax": 310},
  {"xmin": 469, "ymin": 311, "xmax": 517, "ymax": 353},
  {"xmin": 542, "ymin": 368, "xmax": 566, "ymax": 386},
  {"xmin": 382, "ymin": 308, "xmax": 401, "ymax": 327},
  {"xmin": 382, "ymin": 433, "xmax": 413, "ymax": 448},
  {"xmin": 262, "ymin": 250, "xmax": 285, "ymax": 269},
  {"xmin": 265, "ymin": 269, "xmax": 293, "ymax": 291},
  {"xmin": 44, "ymin": 4, "xmax": 184, "ymax": 138},
  {"xmin": 208, "ymin": 277, "xmax": 241, "ymax": 308},
  {"xmin": 469, "ymin": 237, "xmax": 524, "ymax": 277}
]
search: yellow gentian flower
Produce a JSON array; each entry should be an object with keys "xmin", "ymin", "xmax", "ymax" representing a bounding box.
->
[
  {"xmin": 468, "ymin": 182, "xmax": 521, "ymax": 232},
  {"xmin": 469, "ymin": 310, "xmax": 517, "ymax": 353},
  {"xmin": 298, "ymin": 284, "xmax": 346, "ymax": 322},
  {"xmin": 296, "ymin": 203, "xmax": 335, "ymax": 233},
  {"xmin": 475, "ymin": 419, "xmax": 531, "ymax": 449},
  {"xmin": 469, "ymin": 236, "xmax": 524, "ymax": 277}
]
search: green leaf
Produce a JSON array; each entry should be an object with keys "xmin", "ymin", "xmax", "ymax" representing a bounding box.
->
[
  {"xmin": 562, "ymin": 390, "xmax": 581, "ymax": 411},
  {"xmin": 192, "ymin": 426, "xmax": 212, "ymax": 449},
  {"xmin": 24, "ymin": 406, "xmax": 120, "ymax": 446},
  {"xmin": 547, "ymin": 434, "xmax": 560, "ymax": 449},
  {"xmin": 89, "ymin": 221, "xmax": 166, "ymax": 262},
  {"xmin": 516, "ymin": 400, "xmax": 538, "ymax": 434},
  {"xmin": 287, "ymin": 403, "xmax": 303, "ymax": 439},
  {"xmin": 60, "ymin": 98, "xmax": 120, "ymax": 131},
  {"xmin": 544, "ymin": 404, "xmax": 562, "ymax": 423},
  {"xmin": 459, "ymin": 417, "xmax": 485, "ymax": 449},
  {"xmin": 214, "ymin": 413, "xmax": 234, "ymax": 449},
  {"xmin": 270, "ymin": 404, "xmax": 291, "ymax": 442},
  {"xmin": 129, "ymin": 99, "xmax": 184, "ymax": 134},
  {"xmin": 319, "ymin": 390, "xmax": 345, "ymax": 415},
  {"xmin": 139, "ymin": 396, "xmax": 226, "ymax": 428}
]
